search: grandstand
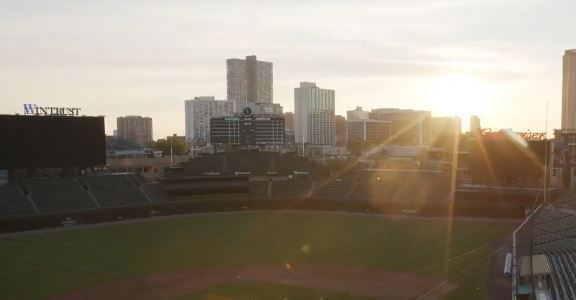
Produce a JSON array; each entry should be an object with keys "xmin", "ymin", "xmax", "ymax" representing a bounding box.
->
[
  {"xmin": 270, "ymin": 177, "xmax": 313, "ymax": 199},
  {"xmin": 24, "ymin": 177, "xmax": 97, "ymax": 212},
  {"xmin": 249, "ymin": 181, "xmax": 270, "ymax": 199},
  {"xmin": 311, "ymin": 176, "xmax": 357, "ymax": 200},
  {"xmin": 513, "ymin": 199, "xmax": 576, "ymax": 300},
  {"xmin": 0, "ymin": 184, "xmax": 36, "ymax": 216},
  {"xmin": 0, "ymin": 175, "xmax": 152, "ymax": 218},
  {"xmin": 348, "ymin": 170, "xmax": 450, "ymax": 204},
  {"xmin": 82, "ymin": 175, "xmax": 151, "ymax": 207},
  {"xmin": 173, "ymin": 151, "xmax": 327, "ymax": 177}
]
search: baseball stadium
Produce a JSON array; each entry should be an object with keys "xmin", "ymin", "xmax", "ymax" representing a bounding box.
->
[{"xmin": 0, "ymin": 114, "xmax": 570, "ymax": 300}]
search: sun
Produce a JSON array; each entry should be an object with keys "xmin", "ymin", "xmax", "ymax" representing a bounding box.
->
[{"xmin": 429, "ymin": 75, "xmax": 490, "ymax": 120}]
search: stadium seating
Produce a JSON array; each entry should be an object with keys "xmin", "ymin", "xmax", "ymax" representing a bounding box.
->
[
  {"xmin": 530, "ymin": 205, "xmax": 576, "ymax": 300},
  {"xmin": 82, "ymin": 175, "xmax": 150, "ymax": 207},
  {"xmin": 225, "ymin": 152, "xmax": 273, "ymax": 174},
  {"xmin": 0, "ymin": 184, "xmax": 35, "ymax": 217},
  {"xmin": 249, "ymin": 181, "xmax": 270, "ymax": 199},
  {"xmin": 271, "ymin": 178, "xmax": 313, "ymax": 199},
  {"xmin": 312, "ymin": 178, "xmax": 356, "ymax": 200},
  {"xmin": 547, "ymin": 251, "xmax": 576, "ymax": 299},
  {"xmin": 178, "ymin": 155, "xmax": 224, "ymax": 176},
  {"xmin": 24, "ymin": 177, "xmax": 96, "ymax": 213},
  {"xmin": 347, "ymin": 171, "xmax": 450, "ymax": 203}
]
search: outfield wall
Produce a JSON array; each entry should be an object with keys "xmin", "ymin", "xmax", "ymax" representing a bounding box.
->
[{"xmin": 0, "ymin": 193, "xmax": 527, "ymax": 234}]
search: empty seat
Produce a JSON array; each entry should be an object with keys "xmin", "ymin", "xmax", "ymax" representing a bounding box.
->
[
  {"xmin": 250, "ymin": 181, "xmax": 269, "ymax": 199},
  {"xmin": 24, "ymin": 178, "xmax": 95, "ymax": 213},
  {"xmin": 0, "ymin": 185, "xmax": 35, "ymax": 217},
  {"xmin": 83, "ymin": 175, "xmax": 149, "ymax": 207},
  {"xmin": 271, "ymin": 180, "xmax": 312, "ymax": 199},
  {"xmin": 313, "ymin": 179, "xmax": 355, "ymax": 200}
]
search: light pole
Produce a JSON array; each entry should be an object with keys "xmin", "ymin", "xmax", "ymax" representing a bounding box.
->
[
  {"xmin": 544, "ymin": 102, "xmax": 548, "ymax": 204},
  {"xmin": 170, "ymin": 135, "xmax": 173, "ymax": 167}
]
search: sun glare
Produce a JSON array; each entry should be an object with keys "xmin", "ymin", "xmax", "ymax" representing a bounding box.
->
[{"xmin": 429, "ymin": 75, "xmax": 490, "ymax": 120}]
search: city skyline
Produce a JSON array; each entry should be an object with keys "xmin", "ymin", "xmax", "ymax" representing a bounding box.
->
[{"xmin": 1, "ymin": 0, "xmax": 574, "ymax": 139}]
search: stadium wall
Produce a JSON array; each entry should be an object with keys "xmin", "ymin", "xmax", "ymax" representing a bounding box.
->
[{"xmin": 0, "ymin": 193, "xmax": 527, "ymax": 234}]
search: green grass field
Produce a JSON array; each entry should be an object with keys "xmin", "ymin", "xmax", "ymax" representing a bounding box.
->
[
  {"xmin": 175, "ymin": 283, "xmax": 372, "ymax": 300},
  {"xmin": 0, "ymin": 212, "xmax": 516, "ymax": 300}
]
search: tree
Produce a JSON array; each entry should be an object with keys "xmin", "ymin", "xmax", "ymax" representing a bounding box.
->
[{"xmin": 149, "ymin": 136, "xmax": 187, "ymax": 156}]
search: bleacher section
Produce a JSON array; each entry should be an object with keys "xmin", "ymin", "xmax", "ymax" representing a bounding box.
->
[
  {"xmin": 271, "ymin": 178, "xmax": 313, "ymax": 199},
  {"xmin": 0, "ymin": 185, "xmax": 35, "ymax": 217},
  {"xmin": 82, "ymin": 175, "xmax": 150, "ymax": 207},
  {"xmin": 348, "ymin": 171, "xmax": 450, "ymax": 203},
  {"xmin": 530, "ymin": 205, "xmax": 576, "ymax": 300},
  {"xmin": 0, "ymin": 175, "xmax": 153, "ymax": 217},
  {"xmin": 169, "ymin": 151, "xmax": 327, "ymax": 177},
  {"xmin": 312, "ymin": 178, "xmax": 356, "ymax": 200},
  {"xmin": 24, "ymin": 178, "xmax": 96, "ymax": 213},
  {"xmin": 249, "ymin": 181, "xmax": 270, "ymax": 199},
  {"xmin": 225, "ymin": 152, "xmax": 272, "ymax": 174}
]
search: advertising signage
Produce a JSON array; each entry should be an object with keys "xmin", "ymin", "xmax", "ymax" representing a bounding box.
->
[{"xmin": 23, "ymin": 104, "xmax": 81, "ymax": 116}]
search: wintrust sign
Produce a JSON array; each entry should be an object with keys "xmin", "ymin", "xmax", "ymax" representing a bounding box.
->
[{"xmin": 23, "ymin": 104, "xmax": 81, "ymax": 116}]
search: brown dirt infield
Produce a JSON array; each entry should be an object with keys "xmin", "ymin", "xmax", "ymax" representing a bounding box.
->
[{"xmin": 57, "ymin": 264, "xmax": 456, "ymax": 300}]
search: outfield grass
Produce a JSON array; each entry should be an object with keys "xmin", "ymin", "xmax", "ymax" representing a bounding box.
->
[
  {"xmin": 0, "ymin": 212, "xmax": 516, "ymax": 300},
  {"xmin": 175, "ymin": 283, "xmax": 372, "ymax": 300}
]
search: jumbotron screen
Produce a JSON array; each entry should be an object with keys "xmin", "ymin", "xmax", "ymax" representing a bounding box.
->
[
  {"xmin": 468, "ymin": 137, "xmax": 546, "ymax": 179},
  {"xmin": 0, "ymin": 115, "xmax": 106, "ymax": 169}
]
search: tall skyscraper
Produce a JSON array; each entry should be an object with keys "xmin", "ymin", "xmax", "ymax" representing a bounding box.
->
[
  {"xmin": 226, "ymin": 55, "xmax": 273, "ymax": 112},
  {"xmin": 294, "ymin": 82, "xmax": 336, "ymax": 145},
  {"xmin": 116, "ymin": 116, "xmax": 153, "ymax": 146},
  {"xmin": 185, "ymin": 96, "xmax": 234, "ymax": 146},
  {"xmin": 562, "ymin": 49, "xmax": 576, "ymax": 129}
]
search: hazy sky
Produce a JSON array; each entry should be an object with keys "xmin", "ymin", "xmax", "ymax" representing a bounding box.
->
[{"xmin": 1, "ymin": 0, "xmax": 574, "ymax": 139}]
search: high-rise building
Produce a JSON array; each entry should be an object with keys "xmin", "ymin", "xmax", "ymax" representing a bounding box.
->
[
  {"xmin": 369, "ymin": 108, "xmax": 431, "ymax": 145},
  {"xmin": 562, "ymin": 49, "xmax": 576, "ymax": 129},
  {"xmin": 185, "ymin": 96, "xmax": 234, "ymax": 146},
  {"xmin": 470, "ymin": 115, "xmax": 481, "ymax": 133},
  {"xmin": 116, "ymin": 116, "xmax": 153, "ymax": 146},
  {"xmin": 347, "ymin": 106, "xmax": 370, "ymax": 121},
  {"xmin": 245, "ymin": 102, "xmax": 283, "ymax": 115},
  {"xmin": 226, "ymin": 55, "xmax": 273, "ymax": 112},
  {"xmin": 294, "ymin": 82, "xmax": 335, "ymax": 145}
]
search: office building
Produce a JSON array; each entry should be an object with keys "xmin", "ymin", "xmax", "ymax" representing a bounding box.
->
[
  {"xmin": 185, "ymin": 97, "xmax": 234, "ymax": 146},
  {"xmin": 347, "ymin": 120, "xmax": 392, "ymax": 144},
  {"xmin": 294, "ymin": 82, "xmax": 336, "ymax": 145},
  {"xmin": 116, "ymin": 116, "xmax": 153, "ymax": 146},
  {"xmin": 227, "ymin": 55, "xmax": 273, "ymax": 112},
  {"xmin": 562, "ymin": 49, "xmax": 576, "ymax": 129},
  {"xmin": 245, "ymin": 102, "xmax": 283, "ymax": 115},
  {"xmin": 369, "ymin": 108, "xmax": 431, "ymax": 145},
  {"xmin": 347, "ymin": 106, "xmax": 370, "ymax": 121}
]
